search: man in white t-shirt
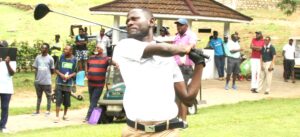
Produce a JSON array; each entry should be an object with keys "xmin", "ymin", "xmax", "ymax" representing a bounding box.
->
[
  {"xmin": 0, "ymin": 45, "xmax": 16, "ymax": 133},
  {"xmin": 113, "ymin": 8, "xmax": 205, "ymax": 137},
  {"xmin": 96, "ymin": 28, "xmax": 111, "ymax": 57},
  {"xmin": 282, "ymin": 39, "xmax": 295, "ymax": 83},
  {"xmin": 225, "ymin": 34, "xmax": 242, "ymax": 90}
]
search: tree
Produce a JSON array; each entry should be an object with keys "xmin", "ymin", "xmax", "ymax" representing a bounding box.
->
[{"xmin": 277, "ymin": 0, "xmax": 298, "ymax": 16}]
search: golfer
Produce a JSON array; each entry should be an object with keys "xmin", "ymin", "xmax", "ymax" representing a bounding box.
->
[{"xmin": 113, "ymin": 8, "xmax": 205, "ymax": 137}]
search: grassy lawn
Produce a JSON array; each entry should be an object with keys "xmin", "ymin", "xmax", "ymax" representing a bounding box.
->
[{"xmin": 3, "ymin": 98, "xmax": 300, "ymax": 137}]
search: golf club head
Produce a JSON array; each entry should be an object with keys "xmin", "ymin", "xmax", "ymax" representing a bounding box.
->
[{"xmin": 34, "ymin": 3, "xmax": 51, "ymax": 20}]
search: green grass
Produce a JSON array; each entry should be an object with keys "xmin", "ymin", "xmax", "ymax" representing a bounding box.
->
[
  {"xmin": 0, "ymin": 0, "xmax": 114, "ymax": 44},
  {"xmin": 3, "ymin": 98, "xmax": 300, "ymax": 137}
]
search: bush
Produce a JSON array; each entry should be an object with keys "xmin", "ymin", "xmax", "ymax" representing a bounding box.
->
[
  {"xmin": 9, "ymin": 39, "xmax": 96, "ymax": 72},
  {"xmin": 10, "ymin": 40, "xmax": 44, "ymax": 72}
]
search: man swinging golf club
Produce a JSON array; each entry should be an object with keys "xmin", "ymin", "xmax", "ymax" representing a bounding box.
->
[{"xmin": 113, "ymin": 8, "xmax": 206, "ymax": 137}]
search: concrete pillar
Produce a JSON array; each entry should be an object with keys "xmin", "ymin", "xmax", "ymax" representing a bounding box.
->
[
  {"xmin": 224, "ymin": 22, "xmax": 230, "ymax": 37},
  {"xmin": 188, "ymin": 20, "xmax": 192, "ymax": 29},
  {"xmin": 156, "ymin": 19, "xmax": 163, "ymax": 36},
  {"xmin": 112, "ymin": 15, "xmax": 120, "ymax": 45}
]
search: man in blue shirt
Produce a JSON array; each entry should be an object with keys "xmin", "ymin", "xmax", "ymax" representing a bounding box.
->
[{"xmin": 210, "ymin": 31, "xmax": 225, "ymax": 80}]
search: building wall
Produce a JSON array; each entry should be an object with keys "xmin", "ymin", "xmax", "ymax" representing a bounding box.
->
[{"xmin": 215, "ymin": 0, "xmax": 281, "ymax": 10}]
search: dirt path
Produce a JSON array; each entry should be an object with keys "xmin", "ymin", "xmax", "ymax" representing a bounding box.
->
[{"xmin": 6, "ymin": 65, "xmax": 300, "ymax": 133}]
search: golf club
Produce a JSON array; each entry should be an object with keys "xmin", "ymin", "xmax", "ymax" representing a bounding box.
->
[{"xmin": 34, "ymin": 3, "xmax": 126, "ymax": 32}]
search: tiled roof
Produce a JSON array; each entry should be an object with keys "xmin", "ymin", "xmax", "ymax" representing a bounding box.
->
[{"xmin": 90, "ymin": 0, "xmax": 252, "ymax": 23}]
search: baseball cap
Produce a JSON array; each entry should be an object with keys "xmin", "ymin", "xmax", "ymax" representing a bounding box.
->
[
  {"xmin": 175, "ymin": 18, "xmax": 188, "ymax": 25},
  {"xmin": 255, "ymin": 31, "xmax": 262, "ymax": 34}
]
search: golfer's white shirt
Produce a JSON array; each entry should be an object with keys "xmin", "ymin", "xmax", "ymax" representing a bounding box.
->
[
  {"xmin": 113, "ymin": 38, "xmax": 183, "ymax": 121},
  {"xmin": 283, "ymin": 44, "xmax": 295, "ymax": 60}
]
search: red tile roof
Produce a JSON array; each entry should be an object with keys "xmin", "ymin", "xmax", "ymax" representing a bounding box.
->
[{"xmin": 90, "ymin": 0, "xmax": 252, "ymax": 23}]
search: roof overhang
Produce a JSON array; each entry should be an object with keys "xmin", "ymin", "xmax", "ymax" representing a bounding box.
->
[{"xmin": 90, "ymin": 11, "xmax": 251, "ymax": 23}]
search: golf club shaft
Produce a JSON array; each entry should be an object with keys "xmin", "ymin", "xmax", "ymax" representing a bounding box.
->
[{"xmin": 52, "ymin": 10, "xmax": 127, "ymax": 32}]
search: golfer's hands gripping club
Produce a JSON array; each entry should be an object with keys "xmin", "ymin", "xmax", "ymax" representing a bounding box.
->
[{"xmin": 188, "ymin": 48, "xmax": 209, "ymax": 66}]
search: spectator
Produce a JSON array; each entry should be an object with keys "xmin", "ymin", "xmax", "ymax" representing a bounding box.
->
[
  {"xmin": 54, "ymin": 45, "xmax": 77, "ymax": 123},
  {"xmin": 113, "ymin": 8, "xmax": 205, "ymax": 136},
  {"xmin": 204, "ymin": 35, "xmax": 213, "ymax": 49},
  {"xmin": 173, "ymin": 18, "xmax": 197, "ymax": 128},
  {"xmin": 283, "ymin": 39, "xmax": 296, "ymax": 83},
  {"xmin": 210, "ymin": 31, "xmax": 225, "ymax": 80},
  {"xmin": 75, "ymin": 28, "xmax": 88, "ymax": 71},
  {"xmin": 250, "ymin": 31, "xmax": 264, "ymax": 93},
  {"xmin": 51, "ymin": 34, "xmax": 62, "ymax": 65},
  {"xmin": 84, "ymin": 44, "xmax": 117, "ymax": 122},
  {"xmin": 257, "ymin": 36, "xmax": 276, "ymax": 95},
  {"xmin": 32, "ymin": 43, "xmax": 55, "ymax": 116},
  {"xmin": 96, "ymin": 28, "xmax": 111, "ymax": 57},
  {"xmin": 225, "ymin": 34, "xmax": 242, "ymax": 90},
  {"xmin": 154, "ymin": 27, "xmax": 173, "ymax": 43},
  {"xmin": 0, "ymin": 43, "xmax": 16, "ymax": 133}
]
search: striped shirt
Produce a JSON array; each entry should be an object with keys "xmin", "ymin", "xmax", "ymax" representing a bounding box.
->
[{"xmin": 87, "ymin": 55, "xmax": 109, "ymax": 87}]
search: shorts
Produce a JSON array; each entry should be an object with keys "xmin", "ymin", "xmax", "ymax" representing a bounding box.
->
[
  {"xmin": 226, "ymin": 57, "xmax": 240, "ymax": 75},
  {"xmin": 55, "ymin": 85, "xmax": 71, "ymax": 107},
  {"xmin": 75, "ymin": 50, "xmax": 88, "ymax": 61}
]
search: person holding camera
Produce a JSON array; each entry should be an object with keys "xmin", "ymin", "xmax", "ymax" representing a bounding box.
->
[
  {"xmin": 113, "ymin": 8, "xmax": 205, "ymax": 137},
  {"xmin": 257, "ymin": 36, "xmax": 276, "ymax": 95}
]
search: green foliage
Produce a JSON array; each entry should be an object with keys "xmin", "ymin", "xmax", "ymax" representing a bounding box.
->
[
  {"xmin": 87, "ymin": 40, "xmax": 96, "ymax": 56},
  {"xmin": 10, "ymin": 40, "xmax": 44, "ymax": 72},
  {"xmin": 277, "ymin": 0, "xmax": 298, "ymax": 16}
]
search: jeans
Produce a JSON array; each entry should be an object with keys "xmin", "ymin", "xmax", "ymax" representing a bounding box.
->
[
  {"xmin": 214, "ymin": 56, "xmax": 225, "ymax": 77},
  {"xmin": 86, "ymin": 86, "xmax": 103, "ymax": 119},
  {"xmin": 0, "ymin": 94, "xmax": 12, "ymax": 129}
]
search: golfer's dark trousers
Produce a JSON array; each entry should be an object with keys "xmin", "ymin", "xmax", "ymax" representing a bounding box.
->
[
  {"xmin": 215, "ymin": 55, "xmax": 225, "ymax": 78},
  {"xmin": 284, "ymin": 59, "xmax": 295, "ymax": 79},
  {"xmin": 0, "ymin": 93, "xmax": 12, "ymax": 129},
  {"xmin": 86, "ymin": 86, "xmax": 103, "ymax": 119},
  {"xmin": 34, "ymin": 83, "xmax": 52, "ymax": 112}
]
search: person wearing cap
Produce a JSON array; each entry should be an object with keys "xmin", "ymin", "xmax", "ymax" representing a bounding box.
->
[
  {"xmin": 250, "ymin": 31, "xmax": 264, "ymax": 93},
  {"xmin": 210, "ymin": 30, "xmax": 225, "ymax": 80},
  {"xmin": 282, "ymin": 39, "xmax": 296, "ymax": 83},
  {"xmin": 154, "ymin": 27, "xmax": 173, "ymax": 43},
  {"xmin": 173, "ymin": 18, "xmax": 197, "ymax": 128}
]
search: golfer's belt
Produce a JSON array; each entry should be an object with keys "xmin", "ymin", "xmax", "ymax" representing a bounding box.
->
[{"xmin": 126, "ymin": 118, "xmax": 184, "ymax": 133}]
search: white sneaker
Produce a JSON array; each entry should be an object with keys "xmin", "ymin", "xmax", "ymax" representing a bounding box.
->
[
  {"xmin": 54, "ymin": 117, "xmax": 60, "ymax": 123},
  {"xmin": 1, "ymin": 128, "xmax": 10, "ymax": 133},
  {"xmin": 45, "ymin": 111, "xmax": 50, "ymax": 116}
]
